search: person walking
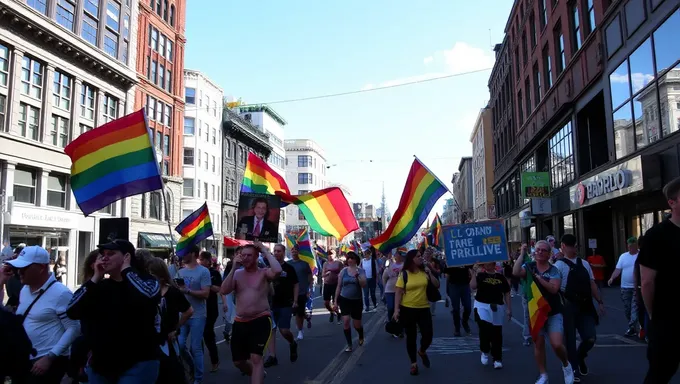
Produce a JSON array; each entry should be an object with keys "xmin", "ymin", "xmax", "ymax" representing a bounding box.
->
[
  {"xmin": 608, "ymin": 237, "xmax": 639, "ymax": 336},
  {"xmin": 382, "ymin": 250, "xmax": 404, "ymax": 332},
  {"xmin": 333, "ymin": 251, "xmax": 367, "ymax": 352},
  {"xmin": 199, "ymin": 251, "xmax": 224, "ymax": 373}
]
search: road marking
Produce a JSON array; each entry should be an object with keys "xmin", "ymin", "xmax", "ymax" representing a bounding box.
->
[{"xmin": 428, "ymin": 336, "xmax": 509, "ymax": 355}]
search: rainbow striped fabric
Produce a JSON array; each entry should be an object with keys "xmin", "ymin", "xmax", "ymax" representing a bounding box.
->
[
  {"xmin": 64, "ymin": 110, "xmax": 162, "ymax": 215},
  {"xmin": 370, "ymin": 159, "xmax": 447, "ymax": 252},
  {"xmin": 175, "ymin": 203, "xmax": 213, "ymax": 257},
  {"xmin": 296, "ymin": 228, "xmax": 317, "ymax": 274},
  {"xmin": 524, "ymin": 269, "xmax": 551, "ymax": 340},
  {"xmin": 241, "ymin": 152, "xmax": 291, "ymax": 195}
]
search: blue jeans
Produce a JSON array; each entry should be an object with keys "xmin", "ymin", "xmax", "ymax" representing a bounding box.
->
[
  {"xmin": 87, "ymin": 360, "xmax": 159, "ymax": 384},
  {"xmin": 179, "ymin": 317, "xmax": 207, "ymax": 382},
  {"xmin": 385, "ymin": 292, "xmax": 396, "ymax": 322},
  {"xmin": 521, "ymin": 295, "xmax": 531, "ymax": 341},
  {"xmin": 621, "ymin": 288, "xmax": 638, "ymax": 329},
  {"xmin": 363, "ymin": 278, "xmax": 377, "ymax": 309},
  {"xmin": 447, "ymin": 283, "xmax": 471, "ymax": 331}
]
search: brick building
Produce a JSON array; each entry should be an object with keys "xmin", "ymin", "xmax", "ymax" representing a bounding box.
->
[
  {"xmin": 130, "ymin": 0, "xmax": 186, "ymax": 248},
  {"xmin": 490, "ymin": 0, "xmax": 680, "ymax": 268}
]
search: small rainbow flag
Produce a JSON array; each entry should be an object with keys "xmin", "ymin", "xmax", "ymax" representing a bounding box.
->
[
  {"xmin": 241, "ymin": 152, "xmax": 291, "ymax": 195},
  {"xmin": 64, "ymin": 109, "xmax": 162, "ymax": 216},
  {"xmin": 524, "ymin": 267, "xmax": 551, "ymax": 340},
  {"xmin": 285, "ymin": 233, "xmax": 298, "ymax": 250},
  {"xmin": 426, "ymin": 213, "xmax": 443, "ymax": 247},
  {"xmin": 284, "ymin": 188, "xmax": 358, "ymax": 240},
  {"xmin": 370, "ymin": 158, "xmax": 447, "ymax": 252},
  {"xmin": 175, "ymin": 203, "xmax": 213, "ymax": 257},
  {"xmin": 297, "ymin": 228, "xmax": 317, "ymax": 274},
  {"xmin": 315, "ymin": 245, "xmax": 328, "ymax": 259}
]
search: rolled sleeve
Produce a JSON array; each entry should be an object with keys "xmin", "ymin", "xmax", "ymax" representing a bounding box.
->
[{"xmin": 52, "ymin": 290, "xmax": 81, "ymax": 356}]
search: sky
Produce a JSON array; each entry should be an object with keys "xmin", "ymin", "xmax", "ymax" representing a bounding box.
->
[{"xmin": 184, "ymin": 0, "xmax": 513, "ymax": 223}]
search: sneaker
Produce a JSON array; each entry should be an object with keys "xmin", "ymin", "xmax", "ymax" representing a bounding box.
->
[
  {"xmin": 409, "ymin": 364, "xmax": 419, "ymax": 376},
  {"xmin": 290, "ymin": 341, "xmax": 298, "ymax": 362},
  {"xmin": 523, "ymin": 339, "xmax": 532, "ymax": 347},
  {"xmin": 480, "ymin": 352, "xmax": 490, "ymax": 366},
  {"xmin": 263, "ymin": 356, "xmax": 278, "ymax": 368},
  {"xmin": 358, "ymin": 338, "xmax": 365, "ymax": 346},
  {"xmin": 535, "ymin": 373, "xmax": 549, "ymax": 384},
  {"xmin": 578, "ymin": 359, "xmax": 589, "ymax": 376},
  {"xmin": 562, "ymin": 364, "xmax": 575, "ymax": 384},
  {"xmin": 493, "ymin": 361, "xmax": 503, "ymax": 369},
  {"xmin": 624, "ymin": 327, "xmax": 636, "ymax": 337},
  {"xmin": 297, "ymin": 331, "xmax": 304, "ymax": 340},
  {"xmin": 344, "ymin": 345, "xmax": 352, "ymax": 352},
  {"xmin": 418, "ymin": 351, "xmax": 431, "ymax": 368}
]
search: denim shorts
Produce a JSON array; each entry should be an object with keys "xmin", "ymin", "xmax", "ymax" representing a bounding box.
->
[{"xmin": 541, "ymin": 313, "xmax": 564, "ymax": 336}]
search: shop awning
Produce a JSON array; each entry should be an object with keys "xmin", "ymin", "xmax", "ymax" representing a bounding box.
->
[
  {"xmin": 138, "ymin": 232, "xmax": 174, "ymax": 248},
  {"xmin": 223, "ymin": 236, "xmax": 250, "ymax": 247}
]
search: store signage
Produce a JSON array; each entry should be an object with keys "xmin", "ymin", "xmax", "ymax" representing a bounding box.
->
[
  {"xmin": 8, "ymin": 206, "xmax": 91, "ymax": 230},
  {"xmin": 575, "ymin": 169, "xmax": 631, "ymax": 205},
  {"xmin": 569, "ymin": 156, "xmax": 644, "ymax": 209}
]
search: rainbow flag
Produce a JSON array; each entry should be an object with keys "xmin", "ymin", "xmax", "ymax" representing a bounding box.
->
[
  {"xmin": 64, "ymin": 109, "xmax": 162, "ymax": 216},
  {"xmin": 315, "ymin": 245, "xmax": 328, "ymax": 259},
  {"xmin": 297, "ymin": 228, "xmax": 317, "ymax": 274},
  {"xmin": 241, "ymin": 152, "xmax": 291, "ymax": 195},
  {"xmin": 370, "ymin": 159, "xmax": 447, "ymax": 252},
  {"xmin": 524, "ymin": 270, "xmax": 551, "ymax": 340},
  {"xmin": 284, "ymin": 188, "xmax": 358, "ymax": 240},
  {"xmin": 175, "ymin": 203, "xmax": 213, "ymax": 257},
  {"xmin": 427, "ymin": 213, "xmax": 443, "ymax": 247},
  {"xmin": 285, "ymin": 233, "xmax": 298, "ymax": 250}
]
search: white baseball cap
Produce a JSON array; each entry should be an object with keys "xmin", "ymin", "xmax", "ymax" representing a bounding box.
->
[{"xmin": 6, "ymin": 245, "xmax": 50, "ymax": 268}]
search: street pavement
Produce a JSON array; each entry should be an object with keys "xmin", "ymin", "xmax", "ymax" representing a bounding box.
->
[{"xmin": 200, "ymin": 285, "xmax": 679, "ymax": 384}]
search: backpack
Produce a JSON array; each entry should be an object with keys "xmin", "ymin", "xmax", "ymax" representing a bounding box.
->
[
  {"xmin": 0, "ymin": 308, "xmax": 34, "ymax": 378},
  {"xmin": 402, "ymin": 270, "xmax": 441, "ymax": 303},
  {"xmin": 560, "ymin": 258, "xmax": 592, "ymax": 306}
]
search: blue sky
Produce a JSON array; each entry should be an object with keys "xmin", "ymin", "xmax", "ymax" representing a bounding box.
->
[{"xmin": 185, "ymin": 0, "xmax": 513, "ymax": 222}]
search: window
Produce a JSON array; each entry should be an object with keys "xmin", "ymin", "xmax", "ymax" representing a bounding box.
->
[
  {"xmin": 586, "ymin": 0, "xmax": 595, "ymax": 34},
  {"xmin": 14, "ymin": 167, "xmax": 37, "ymax": 204},
  {"xmin": 555, "ymin": 23, "xmax": 566, "ymax": 74},
  {"xmin": 213, "ymin": 101, "xmax": 217, "ymax": 117},
  {"xmin": 82, "ymin": 0, "xmax": 99, "ymax": 45},
  {"xmin": 0, "ymin": 95, "xmax": 6, "ymax": 131},
  {"xmin": 166, "ymin": 69, "xmax": 172, "ymax": 92},
  {"xmin": 150, "ymin": 60, "xmax": 157, "ymax": 83},
  {"xmin": 19, "ymin": 103, "xmax": 39, "ymax": 140},
  {"xmin": 204, "ymin": 123, "xmax": 209, "ymax": 141},
  {"xmin": 298, "ymin": 155, "xmax": 312, "ymax": 167},
  {"xmin": 146, "ymin": 95, "xmax": 156, "ymax": 120},
  {"xmin": 49, "ymin": 115, "xmax": 69, "ymax": 148},
  {"xmin": 624, "ymin": 0, "xmax": 646, "ymax": 37},
  {"xmin": 163, "ymin": 0, "xmax": 169, "ymax": 21},
  {"xmin": 104, "ymin": 30, "xmax": 118, "ymax": 58},
  {"xmin": 163, "ymin": 160, "xmax": 169, "ymax": 176},
  {"xmin": 539, "ymin": 0, "xmax": 548, "ymax": 28},
  {"xmin": 184, "ymin": 117, "xmax": 195, "ymax": 134},
  {"xmin": 533, "ymin": 63, "xmax": 542, "ymax": 103},
  {"xmin": 521, "ymin": 33, "xmax": 528, "ymax": 65},
  {"xmin": 163, "ymin": 135, "xmax": 169, "ymax": 156},
  {"xmin": 197, "ymin": 180, "xmax": 201, "ymax": 197},
  {"xmin": 80, "ymin": 123, "xmax": 92, "ymax": 134},
  {"xmin": 517, "ymin": 91, "xmax": 524, "ymax": 123},
  {"xmin": 102, "ymin": 95, "xmax": 118, "ymax": 123},
  {"xmin": 170, "ymin": 5, "xmax": 175, "ymax": 26},
  {"xmin": 53, "ymin": 71, "xmax": 71, "ymax": 111},
  {"xmin": 150, "ymin": 192, "xmax": 161, "ymax": 220},
  {"xmin": 106, "ymin": 1, "xmax": 120, "ymax": 30},
  {"xmin": 47, "ymin": 173, "xmax": 67, "ymax": 208},
  {"xmin": 197, "ymin": 150, "xmax": 201, "ymax": 165},
  {"xmin": 185, "ymin": 87, "xmax": 196, "ymax": 104},
  {"xmin": 530, "ymin": 12, "xmax": 537, "ymax": 48},
  {"xmin": 571, "ymin": 3, "xmax": 582, "ymax": 52},
  {"xmin": 183, "ymin": 148, "xmax": 194, "ymax": 165},
  {"xmin": 203, "ymin": 182, "xmax": 208, "ymax": 199},
  {"xmin": 155, "ymin": 0, "xmax": 161, "ymax": 16},
  {"xmin": 298, "ymin": 190, "xmax": 311, "ymax": 195},
  {"xmin": 211, "ymin": 155, "xmax": 216, "ymax": 172},
  {"xmin": 298, "ymin": 209, "xmax": 305, "ymax": 221},
  {"xmin": 211, "ymin": 185, "xmax": 215, "ymax": 201},
  {"xmin": 204, "ymin": 153, "xmax": 208, "ymax": 170},
  {"xmin": 164, "ymin": 105, "xmax": 171, "ymax": 126},
  {"xmin": 151, "ymin": 28, "xmax": 158, "ymax": 51},
  {"xmin": 156, "ymin": 101, "xmax": 163, "ymax": 121},
  {"xmin": 298, "ymin": 173, "xmax": 313, "ymax": 184},
  {"xmin": 56, "ymin": 0, "xmax": 76, "ymax": 31},
  {"xmin": 21, "ymin": 56, "xmax": 43, "ymax": 99},
  {"xmin": 212, "ymin": 128, "xmax": 216, "ymax": 144},
  {"xmin": 27, "ymin": 0, "xmax": 47, "ymax": 14},
  {"xmin": 543, "ymin": 45, "xmax": 553, "ymax": 90},
  {"xmin": 166, "ymin": 40, "xmax": 173, "ymax": 61},
  {"xmin": 525, "ymin": 77, "xmax": 532, "ymax": 114},
  {"xmin": 158, "ymin": 65, "xmax": 165, "ymax": 88},
  {"xmin": 80, "ymin": 83, "xmax": 95, "ymax": 120},
  {"xmin": 0, "ymin": 44, "xmax": 9, "ymax": 86},
  {"xmin": 155, "ymin": 131, "xmax": 161, "ymax": 150},
  {"xmin": 159, "ymin": 35, "xmax": 166, "ymax": 59},
  {"xmin": 548, "ymin": 122, "xmax": 575, "ymax": 189}
]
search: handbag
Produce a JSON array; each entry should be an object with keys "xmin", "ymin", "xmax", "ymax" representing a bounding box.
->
[{"xmin": 402, "ymin": 270, "xmax": 441, "ymax": 303}]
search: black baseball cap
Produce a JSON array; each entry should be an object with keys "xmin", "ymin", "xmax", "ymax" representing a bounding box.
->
[{"xmin": 97, "ymin": 239, "xmax": 136, "ymax": 256}]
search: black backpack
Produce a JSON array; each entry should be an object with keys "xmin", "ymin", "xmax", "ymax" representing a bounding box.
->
[
  {"xmin": 0, "ymin": 308, "xmax": 34, "ymax": 378},
  {"xmin": 560, "ymin": 258, "xmax": 592, "ymax": 305}
]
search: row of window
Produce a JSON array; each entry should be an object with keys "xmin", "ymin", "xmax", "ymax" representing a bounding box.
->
[
  {"xmin": 146, "ymin": 58, "xmax": 172, "ymax": 93},
  {"xmin": 182, "ymin": 148, "xmax": 219, "ymax": 173},
  {"xmin": 149, "ymin": 0, "xmax": 176, "ymax": 27},
  {"xmin": 146, "ymin": 95, "xmax": 172, "ymax": 126},
  {"xmin": 182, "ymin": 178, "xmax": 220, "ymax": 202},
  {"xmin": 183, "ymin": 117, "xmax": 218, "ymax": 145},
  {"xmin": 184, "ymin": 87, "xmax": 219, "ymax": 117}
]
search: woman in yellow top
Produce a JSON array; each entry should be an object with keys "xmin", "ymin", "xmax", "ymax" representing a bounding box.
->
[{"xmin": 393, "ymin": 249, "xmax": 440, "ymax": 376}]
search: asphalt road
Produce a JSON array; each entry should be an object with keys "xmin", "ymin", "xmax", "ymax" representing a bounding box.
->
[{"xmin": 199, "ymin": 285, "xmax": 678, "ymax": 384}]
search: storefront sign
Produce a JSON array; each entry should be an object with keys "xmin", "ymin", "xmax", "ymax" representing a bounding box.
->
[
  {"xmin": 531, "ymin": 198, "xmax": 552, "ymax": 215},
  {"xmin": 521, "ymin": 172, "xmax": 550, "ymax": 198},
  {"xmin": 570, "ymin": 156, "xmax": 644, "ymax": 209},
  {"xmin": 9, "ymin": 206, "xmax": 94, "ymax": 231},
  {"xmin": 442, "ymin": 220, "xmax": 508, "ymax": 267}
]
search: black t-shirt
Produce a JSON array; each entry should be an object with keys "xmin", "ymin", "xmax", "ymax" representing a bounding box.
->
[
  {"xmin": 637, "ymin": 219, "xmax": 680, "ymax": 331},
  {"xmin": 160, "ymin": 285, "xmax": 191, "ymax": 341},
  {"xmin": 207, "ymin": 268, "xmax": 222, "ymax": 317},
  {"xmin": 474, "ymin": 272, "xmax": 510, "ymax": 305},
  {"xmin": 445, "ymin": 266, "xmax": 471, "ymax": 285},
  {"xmin": 272, "ymin": 262, "xmax": 299, "ymax": 308}
]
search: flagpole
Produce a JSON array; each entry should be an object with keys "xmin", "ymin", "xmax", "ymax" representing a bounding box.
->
[{"xmin": 413, "ymin": 155, "xmax": 454, "ymax": 195}]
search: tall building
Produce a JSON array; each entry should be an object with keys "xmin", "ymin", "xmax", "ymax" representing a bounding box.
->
[
  {"xmin": 222, "ymin": 108, "xmax": 271, "ymax": 240},
  {"xmin": 131, "ymin": 0, "xmax": 185, "ymax": 249},
  {"xmin": 470, "ymin": 107, "xmax": 495, "ymax": 220},
  {"xmin": 284, "ymin": 138, "xmax": 330, "ymax": 243},
  {"xmin": 181, "ymin": 69, "xmax": 223, "ymax": 250},
  {"xmin": 442, "ymin": 198, "xmax": 456, "ymax": 225},
  {"xmin": 239, "ymin": 105, "xmax": 286, "ymax": 242},
  {"xmin": 490, "ymin": 0, "xmax": 680, "ymax": 266},
  {"xmin": 0, "ymin": 0, "xmax": 138, "ymax": 289},
  {"xmin": 453, "ymin": 157, "xmax": 473, "ymax": 223}
]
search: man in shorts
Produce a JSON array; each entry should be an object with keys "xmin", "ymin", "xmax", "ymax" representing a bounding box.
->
[
  {"xmin": 220, "ymin": 242, "xmax": 282, "ymax": 384},
  {"xmin": 288, "ymin": 245, "xmax": 313, "ymax": 340},
  {"xmin": 264, "ymin": 244, "xmax": 300, "ymax": 368}
]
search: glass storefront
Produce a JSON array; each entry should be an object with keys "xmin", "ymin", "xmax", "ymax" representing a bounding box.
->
[
  {"xmin": 629, "ymin": 209, "xmax": 670, "ymax": 240},
  {"xmin": 559, "ymin": 214, "xmax": 576, "ymax": 238}
]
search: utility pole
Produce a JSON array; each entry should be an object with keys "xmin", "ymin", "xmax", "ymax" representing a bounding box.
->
[{"xmin": 380, "ymin": 181, "xmax": 387, "ymax": 231}]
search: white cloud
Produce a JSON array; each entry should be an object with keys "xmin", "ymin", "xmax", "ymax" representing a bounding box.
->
[
  {"xmin": 609, "ymin": 72, "xmax": 655, "ymax": 94},
  {"xmin": 362, "ymin": 42, "xmax": 494, "ymax": 90}
]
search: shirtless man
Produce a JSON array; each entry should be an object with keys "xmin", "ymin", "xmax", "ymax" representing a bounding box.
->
[{"xmin": 220, "ymin": 242, "xmax": 282, "ymax": 383}]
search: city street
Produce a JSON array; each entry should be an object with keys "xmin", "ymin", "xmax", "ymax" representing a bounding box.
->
[{"xmin": 201, "ymin": 286, "xmax": 679, "ymax": 384}]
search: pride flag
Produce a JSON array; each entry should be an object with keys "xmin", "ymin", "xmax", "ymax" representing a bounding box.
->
[
  {"xmin": 315, "ymin": 245, "xmax": 328, "ymax": 259},
  {"xmin": 427, "ymin": 213, "xmax": 443, "ymax": 247},
  {"xmin": 241, "ymin": 152, "xmax": 291, "ymax": 195},
  {"xmin": 64, "ymin": 110, "xmax": 162, "ymax": 215},
  {"xmin": 370, "ymin": 158, "xmax": 447, "ymax": 252},
  {"xmin": 297, "ymin": 228, "xmax": 317, "ymax": 274},
  {"xmin": 285, "ymin": 233, "xmax": 298, "ymax": 250},
  {"xmin": 524, "ymin": 270, "xmax": 551, "ymax": 340},
  {"xmin": 175, "ymin": 203, "xmax": 213, "ymax": 257},
  {"xmin": 285, "ymin": 188, "xmax": 358, "ymax": 240}
]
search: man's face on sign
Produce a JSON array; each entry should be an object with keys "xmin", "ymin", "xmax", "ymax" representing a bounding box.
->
[{"xmin": 254, "ymin": 202, "xmax": 267, "ymax": 219}]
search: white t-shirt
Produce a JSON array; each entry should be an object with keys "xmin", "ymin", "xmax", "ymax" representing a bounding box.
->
[
  {"xmin": 616, "ymin": 252, "xmax": 638, "ymax": 289},
  {"xmin": 361, "ymin": 258, "xmax": 374, "ymax": 279}
]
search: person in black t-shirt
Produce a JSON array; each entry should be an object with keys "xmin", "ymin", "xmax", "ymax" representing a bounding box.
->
[
  {"xmin": 444, "ymin": 265, "xmax": 473, "ymax": 336},
  {"xmin": 638, "ymin": 177, "xmax": 680, "ymax": 384},
  {"xmin": 264, "ymin": 244, "xmax": 299, "ymax": 368},
  {"xmin": 470, "ymin": 262, "xmax": 511, "ymax": 368},
  {"xmin": 199, "ymin": 251, "xmax": 224, "ymax": 372}
]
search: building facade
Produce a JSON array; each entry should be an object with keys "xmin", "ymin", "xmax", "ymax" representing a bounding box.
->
[
  {"xmin": 284, "ymin": 138, "xmax": 329, "ymax": 243},
  {"xmin": 181, "ymin": 69, "xmax": 223, "ymax": 250},
  {"xmin": 239, "ymin": 105, "xmax": 287, "ymax": 242},
  {"xmin": 442, "ymin": 198, "xmax": 457, "ymax": 225},
  {"xmin": 128, "ymin": 0, "xmax": 185, "ymax": 249},
  {"xmin": 470, "ymin": 107, "xmax": 495, "ymax": 221},
  {"xmin": 222, "ymin": 108, "xmax": 271, "ymax": 242},
  {"xmin": 453, "ymin": 157, "xmax": 473, "ymax": 223},
  {"xmin": 0, "ymin": 0, "xmax": 139, "ymax": 289}
]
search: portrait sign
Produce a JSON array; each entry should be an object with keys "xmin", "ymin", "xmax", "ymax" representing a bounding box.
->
[{"xmin": 236, "ymin": 192, "xmax": 281, "ymax": 243}]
